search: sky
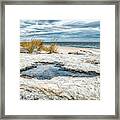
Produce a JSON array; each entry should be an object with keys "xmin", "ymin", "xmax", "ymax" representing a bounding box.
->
[{"xmin": 20, "ymin": 20, "xmax": 100, "ymax": 42}]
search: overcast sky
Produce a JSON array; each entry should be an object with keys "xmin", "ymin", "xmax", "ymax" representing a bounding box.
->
[{"xmin": 20, "ymin": 20, "xmax": 100, "ymax": 42}]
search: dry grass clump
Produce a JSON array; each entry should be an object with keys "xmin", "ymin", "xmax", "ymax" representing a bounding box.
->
[
  {"xmin": 20, "ymin": 41, "xmax": 32, "ymax": 53},
  {"xmin": 20, "ymin": 40, "xmax": 43, "ymax": 53},
  {"xmin": 48, "ymin": 43, "xmax": 58, "ymax": 53},
  {"xmin": 41, "ymin": 43, "xmax": 58, "ymax": 53},
  {"xmin": 20, "ymin": 40, "xmax": 57, "ymax": 54},
  {"xmin": 42, "ymin": 46, "xmax": 49, "ymax": 52}
]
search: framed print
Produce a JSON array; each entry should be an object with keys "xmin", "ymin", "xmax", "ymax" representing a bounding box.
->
[{"xmin": 0, "ymin": 0, "xmax": 119, "ymax": 119}]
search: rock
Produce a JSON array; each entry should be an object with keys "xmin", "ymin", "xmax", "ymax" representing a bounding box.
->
[{"xmin": 68, "ymin": 52, "xmax": 85, "ymax": 55}]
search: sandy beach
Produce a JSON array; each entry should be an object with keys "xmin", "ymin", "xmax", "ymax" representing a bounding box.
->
[{"xmin": 20, "ymin": 46, "xmax": 100, "ymax": 100}]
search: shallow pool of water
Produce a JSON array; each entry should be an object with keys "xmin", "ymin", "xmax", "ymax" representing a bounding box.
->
[{"xmin": 20, "ymin": 62, "xmax": 98, "ymax": 80}]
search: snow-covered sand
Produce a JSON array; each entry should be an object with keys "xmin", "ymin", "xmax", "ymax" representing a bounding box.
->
[{"xmin": 20, "ymin": 46, "xmax": 100, "ymax": 100}]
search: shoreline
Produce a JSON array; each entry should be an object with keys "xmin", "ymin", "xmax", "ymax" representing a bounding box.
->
[{"xmin": 57, "ymin": 46, "xmax": 100, "ymax": 54}]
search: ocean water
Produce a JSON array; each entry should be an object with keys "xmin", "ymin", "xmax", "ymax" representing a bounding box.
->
[{"xmin": 45, "ymin": 42, "xmax": 100, "ymax": 49}]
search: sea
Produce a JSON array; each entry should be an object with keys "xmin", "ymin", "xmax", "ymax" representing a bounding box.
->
[{"xmin": 44, "ymin": 42, "xmax": 100, "ymax": 49}]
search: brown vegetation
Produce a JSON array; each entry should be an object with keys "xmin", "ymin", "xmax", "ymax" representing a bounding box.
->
[
  {"xmin": 48, "ymin": 43, "xmax": 58, "ymax": 53},
  {"xmin": 20, "ymin": 40, "xmax": 57, "ymax": 54}
]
